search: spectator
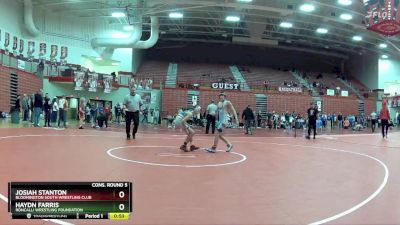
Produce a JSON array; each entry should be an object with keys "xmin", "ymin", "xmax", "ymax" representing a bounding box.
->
[
  {"xmin": 33, "ymin": 90, "xmax": 43, "ymax": 127},
  {"xmin": 242, "ymin": 105, "xmax": 255, "ymax": 135},
  {"xmin": 43, "ymin": 93, "xmax": 51, "ymax": 127},
  {"xmin": 380, "ymin": 101, "xmax": 391, "ymax": 138},
  {"xmin": 58, "ymin": 95, "xmax": 68, "ymax": 128},
  {"xmin": 51, "ymin": 97, "xmax": 58, "ymax": 124}
]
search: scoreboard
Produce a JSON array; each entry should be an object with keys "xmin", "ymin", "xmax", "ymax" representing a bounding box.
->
[{"xmin": 8, "ymin": 182, "xmax": 132, "ymax": 220}]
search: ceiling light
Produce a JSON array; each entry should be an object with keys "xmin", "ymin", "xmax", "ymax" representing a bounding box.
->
[
  {"xmin": 379, "ymin": 43, "xmax": 388, "ymax": 48},
  {"xmin": 338, "ymin": 0, "xmax": 352, "ymax": 6},
  {"xmin": 280, "ymin": 22, "xmax": 293, "ymax": 28},
  {"xmin": 95, "ymin": 57, "xmax": 102, "ymax": 60},
  {"xmin": 111, "ymin": 32, "xmax": 130, "ymax": 38},
  {"xmin": 381, "ymin": 54, "xmax": 389, "ymax": 59},
  {"xmin": 111, "ymin": 12, "xmax": 125, "ymax": 18},
  {"xmin": 123, "ymin": 25, "xmax": 133, "ymax": 31},
  {"xmin": 352, "ymin": 35, "xmax": 362, "ymax": 41},
  {"xmin": 237, "ymin": 0, "xmax": 252, "ymax": 2},
  {"xmin": 316, "ymin": 28, "xmax": 328, "ymax": 34},
  {"xmin": 339, "ymin": 13, "xmax": 352, "ymax": 20},
  {"xmin": 169, "ymin": 12, "xmax": 183, "ymax": 18},
  {"xmin": 226, "ymin": 16, "xmax": 240, "ymax": 22},
  {"xmin": 299, "ymin": 4, "xmax": 315, "ymax": 12},
  {"xmin": 112, "ymin": 62, "xmax": 120, "ymax": 66}
]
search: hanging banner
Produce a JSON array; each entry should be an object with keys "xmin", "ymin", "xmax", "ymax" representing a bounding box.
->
[
  {"xmin": 4, "ymin": 32, "xmax": 9, "ymax": 47},
  {"xmin": 278, "ymin": 86, "xmax": 303, "ymax": 93},
  {"xmin": 50, "ymin": 45, "xmax": 57, "ymax": 58},
  {"xmin": 27, "ymin": 41, "xmax": 35, "ymax": 55},
  {"xmin": 17, "ymin": 59, "xmax": 25, "ymax": 70},
  {"xmin": 39, "ymin": 43, "xmax": 46, "ymax": 55},
  {"xmin": 19, "ymin": 39, "xmax": 24, "ymax": 53},
  {"xmin": 60, "ymin": 46, "xmax": 68, "ymax": 59},
  {"xmin": 88, "ymin": 73, "xmax": 98, "ymax": 92},
  {"xmin": 12, "ymin": 36, "xmax": 17, "ymax": 51},
  {"xmin": 74, "ymin": 71, "xmax": 85, "ymax": 91},
  {"xmin": 103, "ymin": 75, "xmax": 113, "ymax": 93},
  {"xmin": 327, "ymin": 89, "xmax": 335, "ymax": 96}
]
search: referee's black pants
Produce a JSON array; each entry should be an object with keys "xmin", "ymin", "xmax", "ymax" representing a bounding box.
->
[
  {"xmin": 308, "ymin": 119, "xmax": 316, "ymax": 138},
  {"xmin": 126, "ymin": 111, "xmax": 139, "ymax": 137}
]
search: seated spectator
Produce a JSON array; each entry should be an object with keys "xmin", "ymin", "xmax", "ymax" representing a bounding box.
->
[{"xmin": 343, "ymin": 118, "xmax": 350, "ymax": 129}]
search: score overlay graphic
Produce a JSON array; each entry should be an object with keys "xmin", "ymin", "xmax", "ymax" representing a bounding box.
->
[{"xmin": 8, "ymin": 182, "xmax": 132, "ymax": 220}]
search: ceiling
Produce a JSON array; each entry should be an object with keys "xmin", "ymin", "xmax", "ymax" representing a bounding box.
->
[{"xmin": 30, "ymin": 0, "xmax": 400, "ymax": 59}]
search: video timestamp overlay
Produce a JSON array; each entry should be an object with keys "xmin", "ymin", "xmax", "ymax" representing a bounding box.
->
[{"xmin": 8, "ymin": 182, "xmax": 132, "ymax": 220}]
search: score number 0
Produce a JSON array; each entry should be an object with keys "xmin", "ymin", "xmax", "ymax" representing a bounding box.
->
[{"xmin": 118, "ymin": 191, "xmax": 125, "ymax": 211}]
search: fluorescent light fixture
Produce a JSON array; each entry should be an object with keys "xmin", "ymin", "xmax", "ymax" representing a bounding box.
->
[
  {"xmin": 339, "ymin": 13, "xmax": 352, "ymax": 20},
  {"xmin": 95, "ymin": 57, "xmax": 102, "ymax": 60},
  {"xmin": 226, "ymin": 16, "xmax": 240, "ymax": 22},
  {"xmin": 280, "ymin": 22, "xmax": 293, "ymax": 28},
  {"xmin": 111, "ymin": 12, "xmax": 125, "ymax": 18},
  {"xmin": 381, "ymin": 54, "xmax": 389, "ymax": 59},
  {"xmin": 316, "ymin": 28, "xmax": 328, "ymax": 34},
  {"xmin": 123, "ymin": 25, "xmax": 133, "ymax": 31},
  {"xmin": 352, "ymin": 35, "xmax": 362, "ymax": 41},
  {"xmin": 169, "ymin": 12, "xmax": 183, "ymax": 18},
  {"xmin": 112, "ymin": 62, "xmax": 120, "ymax": 66},
  {"xmin": 237, "ymin": 0, "xmax": 252, "ymax": 2},
  {"xmin": 379, "ymin": 43, "xmax": 388, "ymax": 48},
  {"xmin": 338, "ymin": 0, "xmax": 352, "ymax": 6},
  {"xmin": 299, "ymin": 4, "xmax": 315, "ymax": 12}
]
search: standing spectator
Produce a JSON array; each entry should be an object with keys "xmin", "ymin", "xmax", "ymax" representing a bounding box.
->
[
  {"xmin": 29, "ymin": 94, "xmax": 34, "ymax": 123},
  {"xmin": 58, "ymin": 95, "xmax": 68, "ymax": 128},
  {"xmin": 114, "ymin": 103, "xmax": 122, "ymax": 124},
  {"xmin": 257, "ymin": 111, "xmax": 262, "ymax": 128},
  {"xmin": 337, "ymin": 112, "xmax": 343, "ymax": 129},
  {"xmin": 242, "ymin": 105, "xmax": 255, "ymax": 135},
  {"xmin": 205, "ymin": 100, "xmax": 217, "ymax": 134},
  {"xmin": 78, "ymin": 98, "xmax": 86, "ymax": 129},
  {"xmin": 306, "ymin": 102, "xmax": 318, "ymax": 139},
  {"xmin": 380, "ymin": 101, "xmax": 391, "ymax": 138},
  {"xmin": 21, "ymin": 94, "xmax": 29, "ymax": 121},
  {"xmin": 51, "ymin": 97, "xmax": 58, "ymax": 123},
  {"xmin": 123, "ymin": 87, "xmax": 143, "ymax": 140},
  {"xmin": 33, "ymin": 90, "xmax": 43, "ymax": 127},
  {"xmin": 90, "ymin": 103, "xmax": 98, "ymax": 128},
  {"xmin": 371, "ymin": 111, "xmax": 377, "ymax": 133},
  {"xmin": 85, "ymin": 102, "xmax": 91, "ymax": 123},
  {"xmin": 43, "ymin": 93, "xmax": 51, "ymax": 127}
]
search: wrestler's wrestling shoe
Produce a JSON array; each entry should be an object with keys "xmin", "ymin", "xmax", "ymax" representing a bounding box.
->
[
  {"xmin": 226, "ymin": 144, "xmax": 233, "ymax": 152},
  {"xmin": 180, "ymin": 145, "xmax": 189, "ymax": 152},
  {"xmin": 190, "ymin": 145, "xmax": 200, "ymax": 151},
  {"xmin": 206, "ymin": 147, "xmax": 217, "ymax": 153}
]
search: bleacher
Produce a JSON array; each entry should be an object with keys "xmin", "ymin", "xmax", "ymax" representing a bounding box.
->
[
  {"xmin": 176, "ymin": 63, "xmax": 234, "ymax": 87},
  {"xmin": 239, "ymin": 66, "xmax": 298, "ymax": 91},
  {"xmin": 307, "ymin": 73, "xmax": 354, "ymax": 96},
  {"xmin": 135, "ymin": 60, "xmax": 169, "ymax": 86}
]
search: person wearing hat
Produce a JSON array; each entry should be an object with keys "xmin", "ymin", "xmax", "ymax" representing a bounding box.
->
[
  {"xmin": 206, "ymin": 92, "xmax": 239, "ymax": 153},
  {"xmin": 173, "ymin": 105, "xmax": 201, "ymax": 152},
  {"xmin": 380, "ymin": 100, "xmax": 391, "ymax": 138},
  {"xmin": 306, "ymin": 102, "xmax": 318, "ymax": 139}
]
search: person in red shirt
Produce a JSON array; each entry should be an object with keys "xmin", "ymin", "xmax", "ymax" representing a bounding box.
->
[{"xmin": 380, "ymin": 101, "xmax": 391, "ymax": 138}]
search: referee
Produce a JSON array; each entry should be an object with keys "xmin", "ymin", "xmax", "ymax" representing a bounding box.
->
[
  {"xmin": 123, "ymin": 87, "xmax": 143, "ymax": 140},
  {"xmin": 306, "ymin": 102, "xmax": 318, "ymax": 139}
]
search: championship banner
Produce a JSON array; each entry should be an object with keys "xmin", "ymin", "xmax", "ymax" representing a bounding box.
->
[
  {"xmin": 39, "ymin": 43, "xmax": 46, "ymax": 55},
  {"xmin": 74, "ymin": 71, "xmax": 85, "ymax": 91},
  {"xmin": 17, "ymin": 59, "xmax": 25, "ymax": 70},
  {"xmin": 88, "ymin": 73, "xmax": 98, "ymax": 92},
  {"xmin": 60, "ymin": 46, "xmax": 68, "ymax": 59},
  {"xmin": 50, "ymin": 45, "xmax": 57, "ymax": 58},
  {"xmin": 27, "ymin": 41, "xmax": 35, "ymax": 55},
  {"xmin": 19, "ymin": 39, "xmax": 24, "ymax": 53},
  {"xmin": 103, "ymin": 75, "xmax": 112, "ymax": 93},
  {"xmin": 278, "ymin": 86, "xmax": 303, "ymax": 93},
  {"xmin": 12, "ymin": 36, "xmax": 17, "ymax": 51},
  {"xmin": 4, "ymin": 32, "xmax": 9, "ymax": 47}
]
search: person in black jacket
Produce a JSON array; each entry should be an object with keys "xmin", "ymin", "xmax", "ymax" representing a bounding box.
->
[
  {"xmin": 242, "ymin": 105, "xmax": 255, "ymax": 135},
  {"xmin": 306, "ymin": 102, "xmax": 318, "ymax": 139}
]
